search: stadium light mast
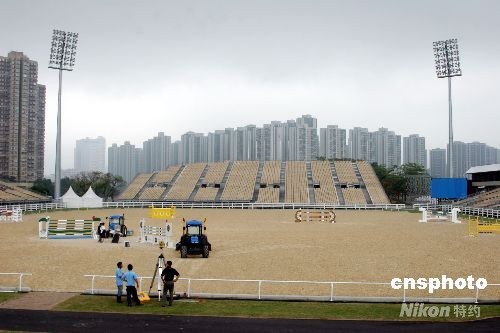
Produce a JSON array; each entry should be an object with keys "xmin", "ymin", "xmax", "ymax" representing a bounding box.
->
[
  {"xmin": 48, "ymin": 29, "xmax": 78, "ymax": 199},
  {"xmin": 433, "ymin": 38, "xmax": 462, "ymax": 178}
]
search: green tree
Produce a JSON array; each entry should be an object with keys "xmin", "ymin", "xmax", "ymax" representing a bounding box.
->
[{"xmin": 31, "ymin": 178, "xmax": 53, "ymax": 196}]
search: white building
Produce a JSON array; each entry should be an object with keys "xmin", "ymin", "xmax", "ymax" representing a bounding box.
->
[
  {"xmin": 403, "ymin": 134, "xmax": 426, "ymax": 168},
  {"xmin": 74, "ymin": 136, "xmax": 106, "ymax": 173}
]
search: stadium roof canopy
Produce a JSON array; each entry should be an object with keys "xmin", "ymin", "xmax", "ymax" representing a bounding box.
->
[{"xmin": 466, "ymin": 164, "xmax": 500, "ymax": 174}]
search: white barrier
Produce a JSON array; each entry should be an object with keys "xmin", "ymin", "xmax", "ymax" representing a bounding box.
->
[
  {"xmin": 82, "ymin": 274, "xmax": 500, "ymax": 303},
  {"xmin": 139, "ymin": 219, "xmax": 174, "ymax": 248},
  {"xmin": 0, "ymin": 207, "xmax": 22, "ymax": 222},
  {"xmin": 418, "ymin": 208, "xmax": 461, "ymax": 223}
]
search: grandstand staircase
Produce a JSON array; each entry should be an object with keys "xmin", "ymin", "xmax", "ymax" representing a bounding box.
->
[
  {"xmin": 252, "ymin": 162, "xmax": 264, "ymax": 202},
  {"xmin": 279, "ymin": 162, "xmax": 286, "ymax": 202},
  {"xmin": 188, "ymin": 164, "xmax": 210, "ymax": 201},
  {"xmin": 160, "ymin": 165, "xmax": 185, "ymax": 199},
  {"xmin": 215, "ymin": 161, "xmax": 233, "ymax": 201},
  {"xmin": 133, "ymin": 173, "xmax": 156, "ymax": 200},
  {"xmin": 306, "ymin": 162, "xmax": 316, "ymax": 204},
  {"xmin": 330, "ymin": 162, "xmax": 345, "ymax": 205},
  {"xmin": 353, "ymin": 162, "xmax": 373, "ymax": 204}
]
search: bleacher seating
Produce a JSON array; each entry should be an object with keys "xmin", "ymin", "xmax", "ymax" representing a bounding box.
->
[
  {"xmin": 139, "ymin": 186, "xmax": 166, "ymax": 200},
  {"xmin": 454, "ymin": 187, "xmax": 500, "ymax": 208},
  {"xmin": 256, "ymin": 187, "xmax": 280, "ymax": 203},
  {"xmin": 117, "ymin": 160, "xmax": 389, "ymax": 205},
  {"xmin": 155, "ymin": 166, "xmax": 182, "ymax": 184},
  {"xmin": 221, "ymin": 161, "xmax": 259, "ymax": 201},
  {"xmin": 285, "ymin": 162, "xmax": 309, "ymax": 203},
  {"xmin": 357, "ymin": 161, "xmax": 390, "ymax": 204},
  {"xmin": 203, "ymin": 162, "xmax": 229, "ymax": 185},
  {"xmin": 165, "ymin": 163, "xmax": 206, "ymax": 200},
  {"xmin": 119, "ymin": 173, "xmax": 154, "ymax": 200},
  {"xmin": 334, "ymin": 161, "xmax": 359, "ymax": 184},
  {"xmin": 342, "ymin": 188, "xmax": 367, "ymax": 205},
  {"xmin": 311, "ymin": 161, "xmax": 339, "ymax": 204},
  {"xmin": 194, "ymin": 187, "xmax": 220, "ymax": 201},
  {"xmin": 193, "ymin": 162, "xmax": 228, "ymax": 201},
  {"xmin": 260, "ymin": 161, "xmax": 281, "ymax": 185},
  {"xmin": 0, "ymin": 181, "xmax": 49, "ymax": 202}
]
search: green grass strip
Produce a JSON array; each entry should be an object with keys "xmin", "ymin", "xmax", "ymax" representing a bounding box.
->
[
  {"xmin": 54, "ymin": 295, "xmax": 500, "ymax": 322},
  {"xmin": 0, "ymin": 292, "xmax": 21, "ymax": 304}
]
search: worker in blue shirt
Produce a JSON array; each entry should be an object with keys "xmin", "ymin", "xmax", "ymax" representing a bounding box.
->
[
  {"xmin": 124, "ymin": 264, "xmax": 141, "ymax": 306},
  {"xmin": 115, "ymin": 262, "xmax": 124, "ymax": 303}
]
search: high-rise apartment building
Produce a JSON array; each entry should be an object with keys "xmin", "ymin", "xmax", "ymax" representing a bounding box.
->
[
  {"xmin": 446, "ymin": 141, "xmax": 499, "ymax": 178},
  {"xmin": 403, "ymin": 134, "xmax": 426, "ymax": 168},
  {"xmin": 429, "ymin": 148, "xmax": 446, "ymax": 178},
  {"xmin": 348, "ymin": 127, "xmax": 370, "ymax": 161},
  {"xmin": 371, "ymin": 128, "xmax": 401, "ymax": 167},
  {"xmin": 108, "ymin": 142, "xmax": 143, "ymax": 183},
  {"xmin": 74, "ymin": 136, "xmax": 106, "ymax": 173},
  {"xmin": 0, "ymin": 51, "xmax": 46, "ymax": 182},
  {"xmin": 320, "ymin": 125, "xmax": 347, "ymax": 159},
  {"xmin": 143, "ymin": 132, "xmax": 171, "ymax": 172},
  {"xmin": 181, "ymin": 132, "xmax": 207, "ymax": 164}
]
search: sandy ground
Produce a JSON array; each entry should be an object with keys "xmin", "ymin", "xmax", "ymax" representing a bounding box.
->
[{"xmin": 0, "ymin": 208, "xmax": 499, "ymax": 299}]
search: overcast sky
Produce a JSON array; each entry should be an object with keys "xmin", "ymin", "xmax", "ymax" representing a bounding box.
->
[{"xmin": 1, "ymin": 0, "xmax": 500, "ymax": 172}]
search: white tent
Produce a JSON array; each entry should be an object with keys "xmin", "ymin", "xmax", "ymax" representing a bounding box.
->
[
  {"xmin": 60, "ymin": 186, "xmax": 83, "ymax": 208},
  {"xmin": 81, "ymin": 186, "xmax": 103, "ymax": 208}
]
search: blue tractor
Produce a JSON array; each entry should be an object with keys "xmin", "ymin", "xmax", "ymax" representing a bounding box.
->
[
  {"xmin": 106, "ymin": 214, "xmax": 128, "ymax": 237},
  {"xmin": 176, "ymin": 219, "xmax": 211, "ymax": 258}
]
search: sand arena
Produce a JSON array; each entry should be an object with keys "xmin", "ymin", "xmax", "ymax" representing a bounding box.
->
[{"xmin": 1, "ymin": 208, "xmax": 499, "ymax": 300}]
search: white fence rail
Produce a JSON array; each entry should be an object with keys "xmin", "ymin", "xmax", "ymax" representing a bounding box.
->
[
  {"xmin": 83, "ymin": 275, "xmax": 500, "ymax": 303},
  {"xmin": 103, "ymin": 201, "xmax": 406, "ymax": 210},
  {"xmin": 0, "ymin": 201, "xmax": 405, "ymax": 212},
  {"xmin": 0, "ymin": 202, "xmax": 65, "ymax": 212},
  {"xmin": 0, "ymin": 273, "xmax": 32, "ymax": 292},
  {"xmin": 413, "ymin": 204, "xmax": 500, "ymax": 219}
]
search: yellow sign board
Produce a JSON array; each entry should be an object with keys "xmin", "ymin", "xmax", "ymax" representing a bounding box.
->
[{"xmin": 150, "ymin": 207, "xmax": 176, "ymax": 219}]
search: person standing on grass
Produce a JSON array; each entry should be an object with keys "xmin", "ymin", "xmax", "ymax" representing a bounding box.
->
[
  {"xmin": 115, "ymin": 262, "xmax": 124, "ymax": 303},
  {"xmin": 124, "ymin": 264, "xmax": 141, "ymax": 306},
  {"xmin": 161, "ymin": 260, "xmax": 179, "ymax": 307}
]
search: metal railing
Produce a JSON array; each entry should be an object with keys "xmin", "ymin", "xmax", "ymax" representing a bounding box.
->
[
  {"xmin": 413, "ymin": 204, "xmax": 500, "ymax": 219},
  {"xmin": 83, "ymin": 275, "xmax": 499, "ymax": 303},
  {"xmin": 0, "ymin": 273, "xmax": 32, "ymax": 292},
  {"xmin": 1, "ymin": 201, "xmax": 405, "ymax": 212},
  {"xmin": 0, "ymin": 202, "xmax": 65, "ymax": 212},
  {"xmin": 102, "ymin": 201, "xmax": 406, "ymax": 210}
]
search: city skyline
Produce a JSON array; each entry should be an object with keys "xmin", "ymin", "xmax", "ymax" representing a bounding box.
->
[{"xmin": 1, "ymin": 1, "xmax": 500, "ymax": 171}]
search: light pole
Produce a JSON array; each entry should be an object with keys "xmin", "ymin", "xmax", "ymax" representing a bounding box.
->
[
  {"xmin": 433, "ymin": 39, "xmax": 462, "ymax": 178},
  {"xmin": 48, "ymin": 29, "xmax": 78, "ymax": 199}
]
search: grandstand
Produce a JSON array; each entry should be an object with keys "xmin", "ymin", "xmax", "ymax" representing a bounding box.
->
[
  {"xmin": 165, "ymin": 163, "xmax": 206, "ymax": 200},
  {"xmin": 452, "ymin": 164, "xmax": 500, "ymax": 209},
  {"xmin": 285, "ymin": 161, "xmax": 309, "ymax": 203},
  {"xmin": 155, "ymin": 166, "xmax": 181, "ymax": 184},
  {"xmin": 311, "ymin": 161, "xmax": 339, "ymax": 204},
  {"xmin": 257, "ymin": 161, "xmax": 281, "ymax": 203},
  {"xmin": 0, "ymin": 181, "xmax": 50, "ymax": 204},
  {"xmin": 221, "ymin": 161, "xmax": 259, "ymax": 201},
  {"xmin": 357, "ymin": 161, "xmax": 390, "ymax": 204},
  {"xmin": 342, "ymin": 188, "xmax": 367, "ymax": 205},
  {"xmin": 334, "ymin": 161, "xmax": 359, "ymax": 184},
  {"xmin": 119, "ymin": 173, "xmax": 154, "ymax": 200},
  {"xmin": 118, "ymin": 160, "xmax": 390, "ymax": 205},
  {"xmin": 194, "ymin": 162, "xmax": 229, "ymax": 201}
]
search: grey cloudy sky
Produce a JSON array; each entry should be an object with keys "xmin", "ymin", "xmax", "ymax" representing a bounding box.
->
[{"xmin": 1, "ymin": 0, "xmax": 500, "ymax": 172}]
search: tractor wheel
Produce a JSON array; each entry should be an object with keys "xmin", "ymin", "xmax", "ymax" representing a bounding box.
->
[
  {"xmin": 181, "ymin": 246, "xmax": 188, "ymax": 258},
  {"xmin": 202, "ymin": 245, "xmax": 209, "ymax": 258},
  {"xmin": 121, "ymin": 225, "xmax": 128, "ymax": 237}
]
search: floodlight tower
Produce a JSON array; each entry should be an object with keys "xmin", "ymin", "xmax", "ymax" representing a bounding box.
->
[
  {"xmin": 433, "ymin": 39, "xmax": 462, "ymax": 178},
  {"xmin": 48, "ymin": 29, "xmax": 78, "ymax": 199}
]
